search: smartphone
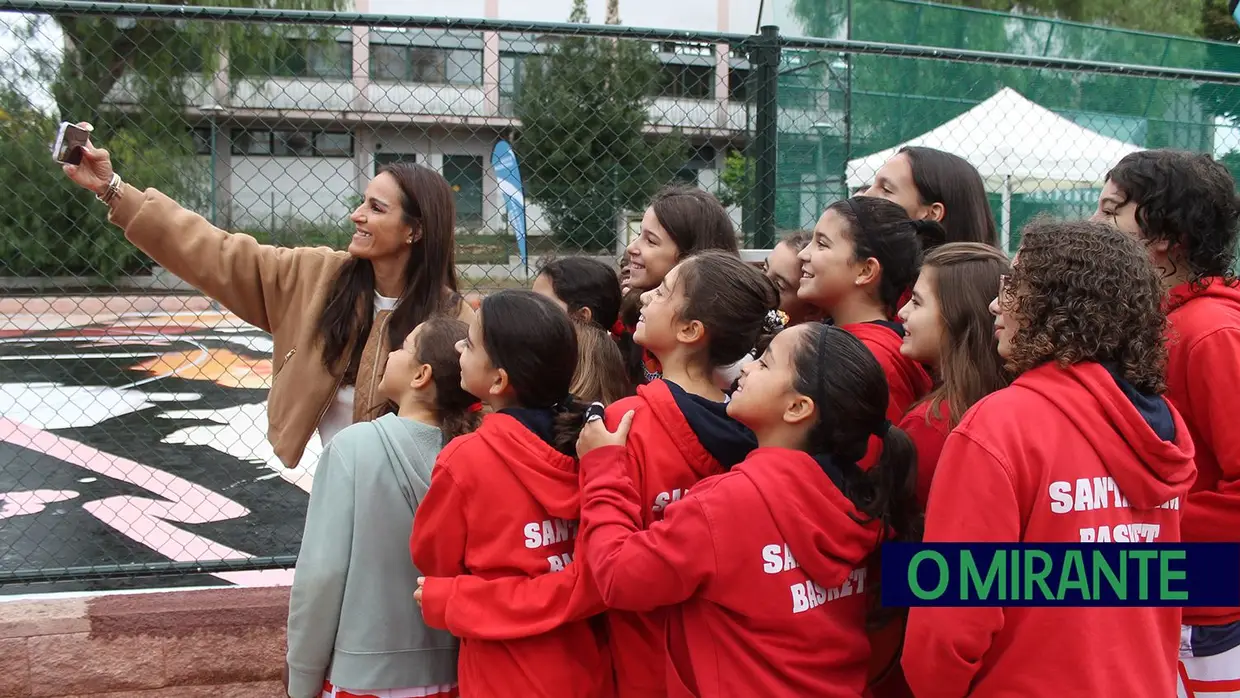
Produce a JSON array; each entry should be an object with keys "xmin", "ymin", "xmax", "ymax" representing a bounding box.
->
[{"xmin": 52, "ymin": 122, "xmax": 90, "ymax": 165}]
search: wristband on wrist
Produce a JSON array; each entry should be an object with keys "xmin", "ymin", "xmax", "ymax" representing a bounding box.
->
[{"xmin": 97, "ymin": 173, "xmax": 122, "ymax": 206}]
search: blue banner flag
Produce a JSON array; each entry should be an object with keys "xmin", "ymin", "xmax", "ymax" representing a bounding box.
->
[
  {"xmin": 881, "ymin": 543, "xmax": 1240, "ymax": 607},
  {"xmin": 490, "ymin": 140, "xmax": 528, "ymax": 271}
]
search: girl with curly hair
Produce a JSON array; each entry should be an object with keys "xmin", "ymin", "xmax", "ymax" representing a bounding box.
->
[
  {"xmin": 1097, "ymin": 150, "xmax": 1240, "ymax": 696},
  {"xmin": 903, "ymin": 219, "xmax": 1197, "ymax": 698}
]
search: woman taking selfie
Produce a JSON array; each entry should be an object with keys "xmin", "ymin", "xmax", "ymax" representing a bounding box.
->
[{"xmin": 63, "ymin": 124, "xmax": 472, "ymax": 469}]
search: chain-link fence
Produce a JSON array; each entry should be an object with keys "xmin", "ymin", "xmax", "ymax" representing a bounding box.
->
[{"xmin": 2, "ymin": 0, "xmax": 1239, "ymax": 592}]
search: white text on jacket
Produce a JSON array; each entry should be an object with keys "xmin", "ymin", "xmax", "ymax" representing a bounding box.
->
[{"xmin": 762, "ymin": 543, "xmax": 867, "ymax": 613}]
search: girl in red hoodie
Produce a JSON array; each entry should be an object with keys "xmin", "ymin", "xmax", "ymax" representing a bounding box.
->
[
  {"xmin": 599, "ymin": 250, "xmax": 779, "ymax": 696},
  {"xmin": 795, "ymin": 196, "xmax": 937, "ymax": 422},
  {"xmin": 1094, "ymin": 150, "xmax": 1240, "ymax": 698},
  {"xmin": 576, "ymin": 321, "xmax": 921, "ymax": 697},
  {"xmin": 868, "ymin": 243, "xmax": 1012, "ymax": 698},
  {"xmin": 414, "ymin": 251, "xmax": 779, "ymax": 698},
  {"xmin": 895, "ymin": 242, "xmax": 1012, "ymax": 507},
  {"xmin": 903, "ymin": 219, "xmax": 1198, "ymax": 698},
  {"xmin": 409, "ymin": 290, "xmax": 611, "ymax": 698}
]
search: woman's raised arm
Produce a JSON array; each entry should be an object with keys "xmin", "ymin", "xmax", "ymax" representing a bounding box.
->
[{"xmin": 65, "ymin": 125, "xmax": 342, "ymax": 335}]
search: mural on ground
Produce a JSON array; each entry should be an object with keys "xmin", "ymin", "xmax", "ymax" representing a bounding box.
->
[{"xmin": 0, "ymin": 299, "xmax": 316, "ymax": 594}]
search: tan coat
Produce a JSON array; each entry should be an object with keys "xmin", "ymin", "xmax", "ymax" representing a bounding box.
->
[{"xmin": 108, "ymin": 183, "xmax": 472, "ymax": 468}]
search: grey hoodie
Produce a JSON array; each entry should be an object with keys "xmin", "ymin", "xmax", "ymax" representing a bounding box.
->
[{"xmin": 286, "ymin": 413, "xmax": 459, "ymax": 698}]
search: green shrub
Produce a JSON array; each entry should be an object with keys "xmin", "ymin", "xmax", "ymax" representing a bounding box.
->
[{"xmin": 0, "ymin": 90, "xmax": 206, "ymax": 279}]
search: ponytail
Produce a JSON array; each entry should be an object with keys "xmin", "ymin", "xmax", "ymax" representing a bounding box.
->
[
  {"xmin": 791, "ymin": 321, "xmax": 925, "ymax": 533},
  {"xmin": 791, "ymin": 323, "xmax": 925, "ymax": 631},
  {"xmin": 866, "ymin": 424, "xmax": 922, "ymax": 544},
  {"xmin": 440, "ymin": 404, "xmax": 483, "ymax": 443},
  {"xmin": 911, "ymin": 218, "xmax": 948, "ymax": 253},
  {"xmin": 553, "ymin": 397, "xmax": 590, "ymax": 454},
  {"xmin": 411, "ymin": 316, "xmax": 483, "ymax": 445}
]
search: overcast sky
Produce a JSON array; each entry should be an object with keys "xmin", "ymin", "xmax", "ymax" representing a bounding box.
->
[{"xmin": 1, "ymin": 13, "xmax": 61, "ymax": 114}]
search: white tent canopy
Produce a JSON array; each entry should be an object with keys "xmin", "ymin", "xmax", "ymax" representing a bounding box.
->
[{"xmin": 846, "ymin": 87, "xmax": 1142, "ymax": 249}]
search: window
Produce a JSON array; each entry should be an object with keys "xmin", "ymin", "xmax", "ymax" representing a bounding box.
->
[
  {"xmin": 370, "ymin": 46, "xmax": 483, "ymax": 85},
  {"xmin": 231, "ymin": 129, "xmax": 272, "ymax": 156},
  {"xmin": 230, "ymin": 129, "xmax": 354, "ymax": 157},
  {"xmin": 191, "ymin": 128, "xmax": 213, "ymax": 156},
  {"xmin": 375, "ymin": 153, "xmax": 416, "ymax": 169},
  {"xmin": 370, "ymin": 45, "xmax": 407, "ymax": 81},
  {"xmin": 315, "ymin": 132, "xmax": 354, "ymax": 157},
  {"xmin": 657, "ymin": 64, "xmax": 714, "ymax": 100},
  {"xmin": 306, "ymin": 41, "xmax": 351, "ymax": 79},
  {"xmin": 499, "ymin": 53, "xmax": 527, "ymax": 98},
  {"xmin": 273, "ymin": 131, "xmax": 314, "ymax": 157},
  {"xmin": 443, "ymin": 155, "xmax": 484, "ymax": 229},
  {"xmin": 409, "ymin": 48, "xmax": 446, "ymax": 83},
  {"xmin": 728, "ymin": 69, "xmax": 750, "ymax": 102},
  {"xmin": 232, "ymin": 39, "xmax": 350, "ymax": 79},
  {"xmin": 444, "ymin": 49, "xmax": 482, "ymax": 85}
]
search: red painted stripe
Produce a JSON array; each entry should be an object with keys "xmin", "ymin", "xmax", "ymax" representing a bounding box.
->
[{"xmin": 1189, "ymin": 677, "xmax": 1240, "ymax": 691}]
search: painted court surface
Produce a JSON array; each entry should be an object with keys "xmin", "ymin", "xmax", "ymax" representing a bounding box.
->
[{"xmin": 0, "ymin": 295, "xmax": 313, "ymax": 596}]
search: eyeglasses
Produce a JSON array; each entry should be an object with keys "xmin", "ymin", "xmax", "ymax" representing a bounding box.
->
[{"xmin": 998, "ymin": 274, "xmax": 1009, "ymax": 297}]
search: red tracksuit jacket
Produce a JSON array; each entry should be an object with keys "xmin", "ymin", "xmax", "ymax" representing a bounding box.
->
[
  {"xmin": 414, "ymin": 380, "xmax": 755, "ymax": 698},
  {"xmin": 898, "ymin": 399, "xmax": 951, "ymax": 509},
  {"xmin": 1166, "ymin": 278, "xmax": 1240, "ymax": 627},
  {"xmin": 868, "ymin": 400, "xmax": 951, "ymax": 698},
  {"xmin": 841, "ymin": 321, "xmax": 933, "ymax": 422},
  {"xmin": 410, "ymin": 412, "xmax": 612, "ymax": 698},
  {"xmin": 597, "ymin": 379, "xmax": 755, "ymax": 698},
  {"xmin": 903, "ymin": 361, "xmax": 1197, "ymax": 698},
  {"xmin": 581, "ymin": 446, "xmax": 882, "ymax": 697}
]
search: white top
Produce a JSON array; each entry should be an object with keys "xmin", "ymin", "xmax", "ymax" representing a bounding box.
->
[{"xmin": 316, "ymin": 293, "xmax": 400, "ymax": 447}]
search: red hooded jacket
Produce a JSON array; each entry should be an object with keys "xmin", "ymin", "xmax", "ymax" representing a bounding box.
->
[
  {"xmin": 414, "ymin": 380, "xmax": 756, "ymax": 698},
  {"xmin": 581, "ymin": 446, "xmax": 882, "ymax": 697},
  {"xmin": 1166, "ymin": 278, "xmax": 1240, "ymax": 627},
  {"xmin": 596, "ymin": 379, "xmax": 756, "ymax": 698},
  {"xmin": 898, "ymin": 399, "xmax": 952, "ymax": 509},
  {"xmin": 410, "ymin": 411, "xmax": 612, "ymax": 698},
  {"xmin": 841, "ymin": 321, "xmax": 933, "ymax": 422},
  {"xmin": 903, "ymin": 362, "xmax": 1197, "ymax": 698}
]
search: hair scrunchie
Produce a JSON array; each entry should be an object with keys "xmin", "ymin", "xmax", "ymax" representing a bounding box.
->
[{"xmin": 553, "ymin": 393, "xmax": 578, "ymax": 413}]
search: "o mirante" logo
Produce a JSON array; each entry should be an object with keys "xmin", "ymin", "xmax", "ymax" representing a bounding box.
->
[{"xmin": 881, "ymin": 543, "xmax": 1240, "ymax": 607}]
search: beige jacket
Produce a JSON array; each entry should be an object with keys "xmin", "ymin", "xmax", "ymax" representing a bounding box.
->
[{"xmin": 108, "ymin": 184, "xmax": 471, "ymax": 468}]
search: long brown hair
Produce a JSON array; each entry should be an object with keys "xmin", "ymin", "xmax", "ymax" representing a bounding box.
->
[
  {"xmin": 619, "ymin": 186, "xmax": 741, "ymax": 385},
  {"xmin": 414, "ymin": 316, "xmax": 481, "ymax": 442},
  {"xmin": 899, "ymin": 146, "xmax": 998, "ymax": 248},
  {"xmin": 914, "ymin": 243, "xmax": 1012, "ymax": 426},
  {"xmin": 570, "ymin": 318, "xmax": 633, "ymax": 404},
  {"xmin": 318, "ymin": 163, "xmax": 460, "ymax": 379}
]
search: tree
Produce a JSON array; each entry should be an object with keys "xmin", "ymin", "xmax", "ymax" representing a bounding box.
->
[
  {"xmin": 512, "ymin": 0, "xmax": 684, "ymax": 250},
  {"xmin": 935, "ymin": 0, "xmax": 1202, "ymax": 37},
  {"xmin": 715, "ymin": 150, "xmax": 754, "ymax": 209},
  {"xmin": 0, "ymin": 0, "xmax": 346, "ymax": 280},
  {"xmin": 794, "ymin": 0, "xmax": 1213, "ymax": 42},
  {"xmin": 1202, "ymin": 0, "xmax": 1240, "ymax": 42}
]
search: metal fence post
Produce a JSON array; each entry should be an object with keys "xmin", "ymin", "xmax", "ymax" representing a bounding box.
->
[{"xmin": 750, "ymin": 24, "xmax": 781, "ymax": 249}]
